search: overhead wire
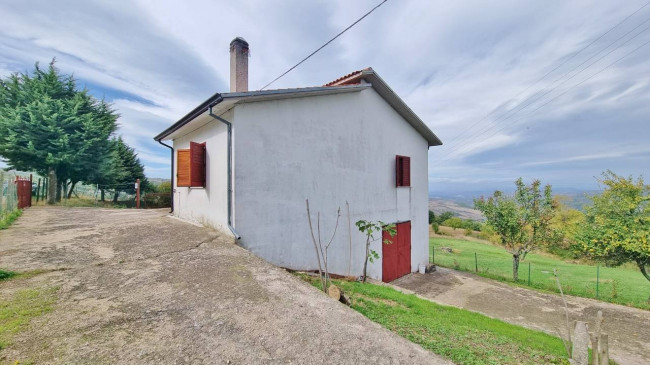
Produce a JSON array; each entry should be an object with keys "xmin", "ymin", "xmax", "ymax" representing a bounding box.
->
[
  {"xmin": 260, "ymin": 0, "xmax": 389, "ymax": 90},
  {"xmin": 439, "ymin": 1, "xmax": 650, "ymax": 152},
  {"xmin": 440, "ymin": 37, "xmax": 650, "ymax": 161},
  {"xmin": 439, "ymin": 19, "xmax": 650, "ymax": 159}
]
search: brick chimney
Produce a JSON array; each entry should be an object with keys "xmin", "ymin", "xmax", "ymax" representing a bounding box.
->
[{"xmin": 230, "ymin": 37, "xmax": 249, "ymax": 92}]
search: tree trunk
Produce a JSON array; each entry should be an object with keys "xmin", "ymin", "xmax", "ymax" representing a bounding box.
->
[
  {"xmin": 47, "ymin": 168, "xmax": 57, "ymax": 205},
  {"xmin": 512, "ymin": 254, "xmax": 520, "ymax": 281},
  {"xmin": 113, "ymin": 190, "xmax": 119, "ymax": 202},
  {"xmin": 637, "ymin": 259, "xmax": 650, "ymax": 282},
  {"xmin": 67, "ymin": 181, "xmax": 77, "ymax": 199},
  {"xmin": 100, "ymin": 188, "xmax": 105, "ymax": 202},
  {"xmin": 362, "ymin": 239, "xmax": 370, "ymax": 283},
  {"xmin": 55, "ymin": 181, "xmax": 63, "ymax": 202}
]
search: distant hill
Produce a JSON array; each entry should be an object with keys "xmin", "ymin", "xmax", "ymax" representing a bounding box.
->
[
  {"xmin": 429, "ymin": 189, "xmax": 595, "ymax": 221},
  {"xmin": 428, "ymin": 199, "xmax": 484, "ymax": 221},
  {"xmin": 148, "ymin": 178, "xmax": 170, "ymax": 186}
]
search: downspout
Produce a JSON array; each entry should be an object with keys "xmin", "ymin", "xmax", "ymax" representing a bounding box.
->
[
  {"xmin": 208, "ymin": 103, "xmax": 241, "ymax": 240},
  {"xmin": 157, "ymin": 140, "xmax": 174, "ymax": 214}
]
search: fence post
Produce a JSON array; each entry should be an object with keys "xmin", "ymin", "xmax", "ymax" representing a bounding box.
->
[
  {"xmin": 474, "ymin": 252, "xmax": 478, "ymax": 272},
  {"xmin": 596, "ymin": 265, "xmax": 600, "ymax": 298},
  {"xmin": 36, "ymin": 178, "xmax": 41, "ymax": 202},
  {"xmin": 135, "ymin": 179, "xmax": 141, "ymax": 209},
  {"xmin": 0, "ymin": 170, "xmax": 4, "ymax": 217},
  {"xmin": 29, "ymin": 174, "xmax": 33, "ymax": 207}
]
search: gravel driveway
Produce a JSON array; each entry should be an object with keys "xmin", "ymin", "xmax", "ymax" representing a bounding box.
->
[
  {"xmin": 393, "ymin": 267, "xmax": 650, "ymax": 365},
  {"xmin": 0, "ymin": 207, "xmax": 450, "ymax": 364}
]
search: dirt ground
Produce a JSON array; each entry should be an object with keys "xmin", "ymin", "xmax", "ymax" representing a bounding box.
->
[
  {"xmin": 0, "ymin": 207, "xmax": 451, "ymax": 365},
  {"xmin": 392, "ymin": 267, "xmax": 650, "ymax": 365}
]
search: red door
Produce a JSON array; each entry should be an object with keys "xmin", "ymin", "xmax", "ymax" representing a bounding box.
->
[
  {"xmin": 16, "ymin": 177, "xmax": 32, "ymax": 209},
  {"xmin": 382, "ymin": 221, "xmax": 411, "ymax": 282}
]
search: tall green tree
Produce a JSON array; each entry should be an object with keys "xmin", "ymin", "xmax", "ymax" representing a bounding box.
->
[
  {"xmin": 108, "ymin": 137, "xmax": 149, "ymax": 202},
  {"xmin": 575, "ymin": 171, "xmax": 650, "ymax": 282},
  {"xmin": 475, "ymin": 178, "xmax": 556, "ymax": 281},
  {"xmin": 0, "ymin": 60, "xmax": 117, "ymax": 203}
]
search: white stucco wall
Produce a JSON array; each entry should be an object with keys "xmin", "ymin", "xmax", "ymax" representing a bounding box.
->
[
  {"xmin": 171, "ymin": 110, "xmax": 232, "ymax": 232},
  {"xmin": 232, "ymin": 89, "xmax": 429, "ymax": 281}
]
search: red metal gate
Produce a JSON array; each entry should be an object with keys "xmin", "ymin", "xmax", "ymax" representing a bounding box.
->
[
  {"xmin": 382, "ymin": 221, "xmax": 411, "ymax": 282},
  {"xmin": 15, "ymin": 176, "xmax": 32, "ymax": 209}
]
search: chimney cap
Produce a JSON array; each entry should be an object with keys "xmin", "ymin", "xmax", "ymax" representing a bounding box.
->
[{"xmin": 230, "ymin": 37, "xmax": 249, "ymax": 48}]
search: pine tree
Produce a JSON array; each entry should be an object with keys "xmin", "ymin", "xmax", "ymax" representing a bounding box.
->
[
  {"xmin": 0, "ymin": 60, "xmax": 118, "ymax": 203},
  {"xmin": 109, "ymin": 137, "xmax": 149, "ymax": 202}
]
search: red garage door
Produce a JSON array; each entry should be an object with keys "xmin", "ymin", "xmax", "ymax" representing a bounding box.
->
[{"xmin": 382, "ymin": 221, "xmax": 411, "ymax": 282}]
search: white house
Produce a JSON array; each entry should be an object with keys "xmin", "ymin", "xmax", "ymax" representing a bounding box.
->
[{"xmin": 154, "ymin": 38, "xmax": 442, "ymax": 282}]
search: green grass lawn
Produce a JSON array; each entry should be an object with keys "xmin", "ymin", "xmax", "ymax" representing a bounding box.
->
[
  {"xmin": 431, "ymin": 237, "xmax": 650, "ymax": 310},
  {"xmin": 298, "ymin": 274, "xmax": 570, "ymax": 364}
]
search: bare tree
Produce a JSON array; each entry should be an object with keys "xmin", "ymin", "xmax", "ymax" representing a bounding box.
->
[{"xmin": 306, "ymin": 199, "xmax": 341, "ymax": 292}]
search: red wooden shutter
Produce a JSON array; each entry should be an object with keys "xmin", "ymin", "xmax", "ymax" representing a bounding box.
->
[
  {"xmin": 177, "ymin": 150, "xmax": 190, "ymax": 187},
  {"xmin": 402, "ymin": 156, "xmax": 410, "ymax": 187},
  {"xmin": 190, "ymin": 141, "xmax": 206, "ymax": 187},
  {"xmin": 396, "ymin": 155, "xmax": 411, "ymax": 187}
]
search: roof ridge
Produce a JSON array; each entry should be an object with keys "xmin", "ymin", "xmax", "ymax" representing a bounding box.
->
[{"xmin": 324, "ymin": 67, "xmax": 373, "ymax": 86}]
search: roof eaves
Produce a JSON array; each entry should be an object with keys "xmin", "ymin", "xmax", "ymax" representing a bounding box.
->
[
  {"xmin": 154, "ymin": 92, "xmax": 223, "ymax": 141},
  {"xmin": 154, "ymin": 84, "xmax": 369, "ymax": 141},
  {"xmin": 361, "ymin": 70, "xmax": 442, "ymax": 146}
]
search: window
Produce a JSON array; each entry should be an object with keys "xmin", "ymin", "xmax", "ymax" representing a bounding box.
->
[
  {"xmin": 177, "ymin": 141, "xmax": 206, "ymax": 188},
  {"xmin": 396, "ymin": 155, "xmax": 410, "ymax": 187}
]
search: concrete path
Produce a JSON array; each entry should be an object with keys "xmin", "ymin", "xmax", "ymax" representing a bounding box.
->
[
  {"xmin": 393, "ymin": 267, "xmax": 650, "ymax": 365},
  {"xmin": 0, "ymin": 207, "xmax": 450, "ymax": 364}
]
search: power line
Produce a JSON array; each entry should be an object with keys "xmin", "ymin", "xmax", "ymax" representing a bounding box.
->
[
  {"xmin": 440, "ymin": 1, "xmax": 650, "ymax": 149},
  {"xmin": 260, "ymin": 0, "xmax": 389, "ymax": 90},
  {"xmin": 440, "ymin": 38, "xmax": 650, "ymax": 161},
  {"xmin": 439, "ymin": 19, "xmax": 650, "ymax": 159}
]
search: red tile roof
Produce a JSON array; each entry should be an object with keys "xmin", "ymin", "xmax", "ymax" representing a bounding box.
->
[{"xmin": 324, "ymin": 67, "xmax": 373, "ymax": 86}]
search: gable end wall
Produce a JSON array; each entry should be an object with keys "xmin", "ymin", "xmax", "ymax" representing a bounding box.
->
[{"xmin": 232, "ymin": 89, "xmax": 429, "ymax": 280}]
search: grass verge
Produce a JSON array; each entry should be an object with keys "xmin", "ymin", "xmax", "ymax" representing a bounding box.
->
[
  {"xmin": 431, "ymin": 237, "xmax": 650, "ymax": 310},
  {"xmin": 0, "ymin": 286, "xmax": 58, "ymax": 350},
  {"xmin": 298, "ymin": 274, "xmax": 570, "ymax": 365},
  {"xmin": 0, "ymin": 210, "xmax": 22, "ymax": 230}
]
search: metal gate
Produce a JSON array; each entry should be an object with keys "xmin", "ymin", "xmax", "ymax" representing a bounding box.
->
[
  {"xmin": 15, "ymin": 176, "xmax": 32, "ymax": 209},
  {"xmin": 382, "ymin": 221, "xmax": 411, "ymax": 282}
]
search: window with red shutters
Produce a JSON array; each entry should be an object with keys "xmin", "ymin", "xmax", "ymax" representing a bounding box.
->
[
  {"xmin": 190, "ymin": 141, "xmax": 206, "ymax": 187},
  {"xmin": 396, "ymin": 155, "xmax": 411, "ymax": 187}
]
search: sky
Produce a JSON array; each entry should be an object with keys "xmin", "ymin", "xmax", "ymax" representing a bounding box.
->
[{"xmin": 1, "ymin": 0, "xmax": 649, "ymax": 196}]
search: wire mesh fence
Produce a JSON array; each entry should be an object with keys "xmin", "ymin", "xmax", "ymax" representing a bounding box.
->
[
  {"xmin": 2, "ymin": 170, "xmax": 170, "ymax": 209},
  {"xmin": 0, "ymin": 171, "xmax": 18, "ymax": 221},
  {"xmin": 430, "ymin": 239, "xmax": 650, "ymax": 309}
]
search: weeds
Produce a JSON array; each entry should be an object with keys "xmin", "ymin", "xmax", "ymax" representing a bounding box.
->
[
  {"xmin": 0, "ymin": 270, "xmax": 16, "ymax": 281},
  {"xmin": 0, "ymin": 210, "xmax": 22, "ymax": 230},
  {"xmin": 0, "ymin": 287, "xmax": 58, "ymax": 349}
]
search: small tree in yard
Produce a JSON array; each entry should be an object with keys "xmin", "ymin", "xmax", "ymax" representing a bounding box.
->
[
  {"xmin": 575, "ymin": 171, "xmax": 650, "ymax": 283},
  {"xmin": 442, "ymin": 217, "xmax": 463, "ymax": 230},
  {"xmin": 356, "ymin": 220, "xmax": 396, "ymax": 283},
  {"xmin": 306, "ymin": 199, "xmax": 341, "ymax": 292},
  {"xmin": 475, "ymin": 178, "xmax": 556, "ymax": 281}
]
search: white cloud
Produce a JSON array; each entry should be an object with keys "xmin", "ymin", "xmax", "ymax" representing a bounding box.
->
[{"xmin": 1, "ymin": 0, "xmax": 648, "ymax": 193}]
